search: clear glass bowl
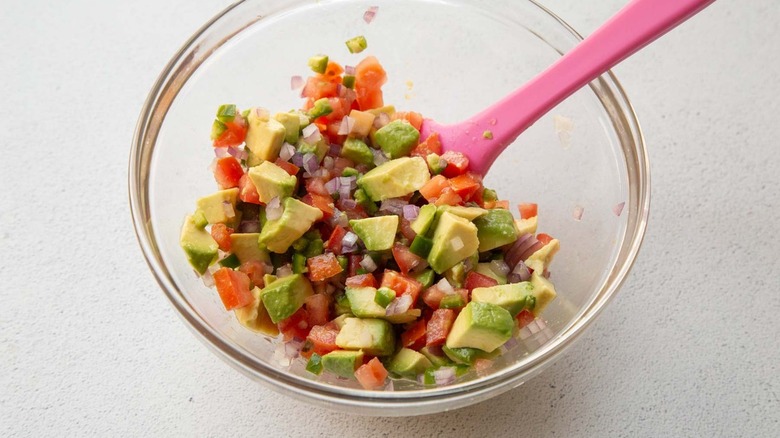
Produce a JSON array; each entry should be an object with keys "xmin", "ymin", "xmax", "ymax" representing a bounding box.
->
[{"xmin": 129, "ymin": 0, "xmax": 649, "ymax": 416}]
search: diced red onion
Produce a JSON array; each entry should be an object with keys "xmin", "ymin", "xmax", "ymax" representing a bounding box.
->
[
  {"xmin": 200, "ymin": 267, "xmax": 215, "ymax": 287},
  {"xmin": 302, "ymin": 153, "xmax": 320, "ymax": 174},
  {"xmin": 266, "ymin": 197, "xmax": 283, "ymax": 221},
  {"xmin": 290, "ymin": 75, "xmax": 304, "ymax": 90},
  {"xmin": 436, "ymin": 278, "xmax": 454, "ymax": 295},
  {"xmin": 433, "ymin": 367, "xmax": 456, "ymax": 386},
  {"xmin": 363, "ymin": 6, "xmax": 378, "ymax": 24},
  {"xmin": 384, "ymin": 380, "xmax": 395, "ymax": 391},
  {"xmin": 490, "ymin": 260, "xmax": 510, "ymax": 277},
  {"xmin": 227, "ymin": 146, "xmax": 247, "ymax": 161},
  {"xmin": 372, "ymin": 149, "xmax": 389, "ymax": 166},
  {"xmin": 451, "ymin": 236, "xmax": 464, "ymax": 252},
  {"xmin": 573, "ymin": 205, "xmax": 584, "ymax": 221},
  {"xmin": 327, "ymin": 209, "xmax": 349, "ymax": 228},
  {"xmin": 338, "ymin": 185, "xmax": 352, "ymax": 200},
  {"xmin": 238, "ymin": 220, "xmax": 260, "ymax": 233},
  {"xmin": 302, "ymin": 124, "xmax": 321, "ymax": 143},
  {"xmin": 273, "ymin": 342, "xmax": 292, "ymax": 367},
  {"xmin": 284, "ymin": 339, "xmax": 303, "ymax": 359},
  {"xmin": 342, "ymin": 231, "xmax": 359, "ymax": 247},
  {"xmin": 276, "ymin": 264, "xmax": 293, "ymax": 278},
  {"xmin": 613, "ymin": 201, "xmax": 626, "ymax": 217},
  {"xmin": 252, "ymin": 107, "xmax": 270, "ymax": 120},
  {"xmin": 340, "ymin": 198, "xmax": 358, "ymax": 210},
  {"xmin": 462, "ymin": 257, "xmax": 474, "ymax": 273},
  {"xmin": 222, "ymin": 201, "xmax": 235, "ymax": 219},
  {"xmin": 338, "ymin": 116, "xmax": 355, "ymax": 135},
  {"xmin": 373, "ymin": 112, "xmax": 390, "ymax": 129},
  {"xmin": 325, "ymin": 177, "xmax": 341, "ymax": 194},
  {"xmin": 379, "ymin": 198, "xmax": 407, "ymax": 215},
  {"xmin": 214, "ymin": 147, "xmax": 231, "ymax": 158},
  {"xmin": 344, "ymin": 65, "xmax": 355, "ymax": 75},
  {"xmin": 304, "ymin": 168, "xmax": 329, "ymax": 179},
  {"xmin": 508, "ymin": 260, "xmax": 531, "ymax": 283},
  {"xmin": 279, "ymin": 143, "xmax": 296, "ymax": 162},
  {"xmin": 355, "ymin": 164, "xmax": 370, "ymax": 174},
  {"xmin": 328, "ymin": 143, "xmax": 341, "ymax": 157},
  {"xmin": 341, "ymin": 242, "xmax": 358, "ymax": 254},
  {"xmin": 385, "ymin": 294, "xmax": 412, "ymax": 316},
  {"xmin": 291, "ymin": 153, "xmax": 304, "ymax": 167},
  {"xmin": 322, "ymin": 156, "xmax": 335, "ymax": 170},
  {"xmin": 505, "ymin": 233, "xmax": 537, "ymax": 269},
  {"xmin": 339, "ymin": 176, "xmax": 357, "ymax": 190},
  {"xmin": 402, "ymin": 204, "xmax": 420, "ymax": 221},
  {"xmin": 360, "ymin": 255, "xmax": 378, "ymax": 273}
]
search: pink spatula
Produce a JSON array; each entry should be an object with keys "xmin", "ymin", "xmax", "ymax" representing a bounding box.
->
[{"xmin": 420, "ymin": 0, "xmax": 715, "ymax": 175}]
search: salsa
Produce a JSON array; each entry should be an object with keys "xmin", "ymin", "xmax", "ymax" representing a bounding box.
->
[{"xmin": 180, "ymin": 52, "xmax": 560, "ymax": 390}]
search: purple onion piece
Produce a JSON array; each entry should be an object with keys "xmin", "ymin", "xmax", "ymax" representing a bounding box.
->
[
  {"xmin": 290, "ymin": 75, "xmax": 304, "ymax": 90},
  {"xmin": 402, "ymin": 204, "xmax": 420, "ymax": 221},
  {"xmin": 238, "ymin": 220, "xmax": 261, "ymax": 233},
  {"xmin": 266, "ymin": 197, "xmax": 283, "ymax": 221},
  {"xmin": 227, "ymin": 146, "xmax": 247, "ymax": 161},
  {"xmin": 360, "ymin": 255, "xmax": 378, "ymax": 272},
  {"xmin": 279, "ymin": 143, "xmax": 296, "ymax": 161},
  {"xmin": 490, "ymin": 260, "xmax": 511, "ymax": 277},
  {"xmin": 291, "ymin": 153, "xmax": 304, "ymax": 167},
  {"xmin": 379, "ymin": 198, "xmax": 407, "ymax": 215},
  {"xmin": 325, "ymin": 177, "xmax": 341, "ymax": 194},
  {"xmin": 302, "ymin": 153, "xmax": 320, "ymax": 174},
  {"xmin": 214, "ymin": 147, "xmax": 231, "ymax": 158}
]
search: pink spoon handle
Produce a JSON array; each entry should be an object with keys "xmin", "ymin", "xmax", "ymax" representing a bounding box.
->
[{"xmin": 422, "ymin": 0, "xmax": 715, "ymax": 175}]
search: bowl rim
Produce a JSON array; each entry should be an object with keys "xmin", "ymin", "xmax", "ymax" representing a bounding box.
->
[{"xmin": 128, "ymin": 0, "xmax": 650, "ymax": 415}]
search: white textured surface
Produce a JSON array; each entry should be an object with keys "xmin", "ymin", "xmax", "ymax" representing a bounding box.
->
[{"xmin": 2, "ymin": 0, "xmax": 779, "ymax": 436}]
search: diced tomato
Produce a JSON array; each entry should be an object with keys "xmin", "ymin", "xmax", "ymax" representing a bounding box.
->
[
  {"xmin": 305, "ymin": 177, "xmax": 330, "ymax": 197},
  {"xmin": 381, "ymin": 270, "xmax": 423, "ymax": 304},
  {"xmin": 433, "ymin": 187, "xmax": 463, "ymax": 206},
  {"xmin": 449, "ymin": 172, "xmax": 482, "ymax": 201},
  {"xmin": 238, "ymin": 260, "xmax": 267, "ymax": 288},
  {"xmin": 536, "ymin": 233, "xmax": 554, "ymax": 246},
  {"xmin": 518, "ymin": 203, "xmax": 538, "ymax": 219},
  {"xmin": 307, "ymin": 253, "xmax": 344, "ymax": 282},
  {"xmin": 485, "ymin": 200, "xmax": 509, "ymax": 210},
  {"xmin": 419, "ymin": 175, "xmax": 451, "ymax": 202},
  {"xmin": 400, "ymin": 319, "xmax": 427, "ymax": 350},
  {"xmin": 303, "ymin": 323, "xmax": 340, "ymax": 358},
  {"xmin": 455, "ymin": 288, "xmax": 469, "ymax": 305},
  {"xmin": 426, "ymin": 309, "xmax": 455, "ymax": 346},
  {"xmin": 392, "ymin": 111, "xmax": 423, "ymax": 131},
  {"xmin": 421, "ymin": 286, "xmax": 445, "ymax": 309},
  {"xmin": 516, "ymin": 309, "xmax": 535, "ymax": 328},
  {"xmin": 210, "ymin": 224, "xmax": 234, "ymax": 252},
  {"xmin": 301, "ymin": 76, "xmax": 339, "ymax": 101},
  {"xmin": 302, "ymin": 193, "xmax": 335, "ymax": 219},
  {"xmin": 325, "ymin": 225, "xmax": 347, "ymax": 255},
  {"xmin": 346, "ymin": 273, "xmax": 377, "ymax": 288},
  {"xmin": 441, "ymin": 151, "xmax": 470, "ymax": 177},
  {"xmin": 305, "ymin": 294, "xmax": 331, "ymax": 326},
  {"xmin": 213, "ymin": 267, "xmax": 253, "ymax": 310},
  {"xmin": 278, "ymin": 307, "xmax": 310, "ymax": 341},
  {"xmin": 274, "ymin": 158, "xmax": 299, "ymax": 176},
  {"xmin": 213, "ymin": 156, "xmax": 244, "ymax": 189},
  {"xmin": 398, "ymin": 217, "xmax": 417, "ymax": 241},
  {"xmin": 348, "ymin": 254, "xmax": 362, "ymax": 277},
  {"xmin": 410, "ymin": 132, "xmax": 443, "ymax": 158},
  {"xmin": 464, "ymin": 271, "xmax": 498, "ymax": 292},
  {"xmin": 213, "ymin": 121, "xmax": 247, "ymax": 148},
  {"xmin": 317, "ymin": 97, "xmax": 351, "ymax": 125},
  {"xmin": 392, "ymin": 243, "xmax": 425, "ymax": 275},
  {"xmin": 238, "ymin": 174, "xmax": 261, "ymax": 204},
  {"xmin": 354, "ymin": 357, "xmax": 388, "ymax": 390},
  {"xmin": 331, "ymin": 157, "xmax": 355, "ymax": 178},
  {"xmin": 318, "ymin": 61, "xmax": 344, "ymax": 83},
  {"xmin": 354, "ymin": 56, "xmax": 387, "ymax": 110}
]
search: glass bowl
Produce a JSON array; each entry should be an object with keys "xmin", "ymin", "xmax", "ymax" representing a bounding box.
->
[{"xmin": 129, "ymin": 0, "xmax": 649, "ymax": 416}]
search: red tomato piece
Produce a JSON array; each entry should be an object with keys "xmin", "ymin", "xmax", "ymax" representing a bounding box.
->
[
  {"xmin": 210, "ymin": 223, "xmax": 234, "ymax": 252},
  {"xmin": 419, "ymin": 175, "xmax": 450, "ymax": 202},
  {"xmin": 214, "ymin": 156, "xmax": 244, "ymax": 189},
  {"xmin": 354, "ymin": 56, "xmax": 387, "ymax": 110},
  {"xmin": 485, "ymin": 200, "xmax": 509, "ymax": 210},
  {"xmin": 392, "ymin": 243, "xmax": 425, "ymax": 275},
  {"xmin": 302, "ymin": 323, "xmax": 340, "ymax": 358},
  {"xmin": 426, "ymin": 309, "xmax": 456, "ymax": 346},
  {"xmin": 301, "ymin": 76, "xmax": 339, "ymax": 100},
  {"xmin": 398, "ymin": 217, "xmax": 417, "ymax": 241},
  {"xmin": 441, "ymin": 151, "xmax": 470, "ymax": 177},
  {"xmin": 410, "ymin": 132, "xmax": 443, "ymax": 158},
  {"xmin": 400, "ymin": 319, "xmax": 427, "ymax": 350},
  {"xmin": 345, "ymin": 273, "xmax": 377, "ymax": 288},
  {"xmin": 392, "ymin": 111, "xmax": 423, "ymax": 131},
  {"xmin": 238, "ymin": 260, "xmax": 267, "ymax": 288},
  {"xmin": 348, "ymin": 254, "xmax": 362, "ymax": 277},
  {"xmin": 325, "ymin": 225, "xmax": 347, "ymax": 255},
  {"xmin": 274, "ymin": 158, "xmax": 300, "ymax": 176},
  {"xmin": 306, "ymin": 253, "xmax": 344, "ymax": 282},
  {"xmin": 516, "ymin": 309, "xmax": 535, "ymax": 329},
  {"xmin": 302, "ymin": 192, "xmax": 335, "ymax": 219},
  {"xmin": 238, "ymin": 174, "xmax": 261, "ymax": 204},
  {"xmin": 278, "ymin": 307, "xmax": 310, "ymax": 341},
  {"xmin": 213, "ymin": 121, "xmax": 247, "ymax": 147},
  {"xmin": 518, "ymin": 203, "xmax": 538, "ymax": 219},
  {"xmin": 319, "ymin": 61, "xmax": 344, "ymax": 83},
  {"xmin": 536, "ymin": 233, "xmax": 554, "ymax": 246},
  {"xmin": 354, "ymin": 357, "xmax": 388, "ymax": 390},
  {"xmin": 305, "ymin": 177, "xmax": 330, "ymax": 197},
  {"xmin": 305, "ymin": 294, "xmax": 331, "ymax": 327},
  {"xmin": 448, "ymin": 172, "xmax": 482, "ymax": 201},
  {"xmin": 381, "ymin": 270, "xmax": 423, "ymax": 304},
  {"xmin": 433, "ymin": 187, "xmax": 463, "ymax": 206},
  {"xmin": 213, "ymin": 267, "xmax": 253, "ymax": 310},
  {"xmin": 421, "ymin": 286, "xmax": 445, "ymax": 309},
  {"xmin": 464, "ymin": 271, "xmax": 499, "ymax": 292}
]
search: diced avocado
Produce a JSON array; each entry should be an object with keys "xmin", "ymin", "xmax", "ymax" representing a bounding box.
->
[
  {"xmin": 322, "ymin": 350, "xmax": 364, "ymax": 378},
  {"xmin": 334, "ymin": 293, "xmax": 352, "ymax": 316},
  {"xmin": 444, "ymin": 261, "xmax": 467, "ymax": 288},
  {"xmin": 308, "ymin": 98, "xmax": 333, "ymax": 119},
  {"xmin": 230, "ymin": 233, "xmax": 271, "ymax": 264},
  {"xmin": 341, "ymin": 138, "xmax": 374, "ymax": 166},
  {"xmin": 180, "ymin": 214, "xmax": 218, "ymax": 274},
  {"xmin": 211, "ymin": 119, "xmax": 227, "ymax": 140},
  {"xmin": 348, "ymin": 110, "xmax": 376, "ymax": 137},
  {"xmin": 529, "ymin": 271, "xmax": 557, "ymax": 316},
  {"xmin": 353, "ymin": 188, "xmax": 378, "ymax": 214},
  {"xmin": 420, "ymin": 346, "xmax": 454, "ymax": 367},
  {"xmin": 409, "ymin": 235, "xmax": 433, "ymax": 258},
  {"xmin": 441, "ymin": 206, "xmax": 488, "ymax": 221},
  {"xmin": 260, "ymin": 273, "xmax": 313, "ymax": 323},
  {"xmin": 445, "ymin": 302, "xmax": 513, "ymax": 353},
  {"xmin": 428, "ymin": 212, "xmax": 480, "ymax": 274},
  {"xmin": 191, "ymin": 210, "xmax": 208, "ymax": 228},
  {"xmin": 234, "ymin": 287, "xmax": 279, "ymax": 335},
  {"xmin": 374, "ymin": 287, "xmax": 396, "ymax": 308},
  {"xmin": 262, "ymin": 273, "xmax": 277, "ymax": 287},
  {"xmin": 216, "ymin": 104, "xmax": 237, "ymax": 123},
  {"xmin": 342, "ymin": 167, "xmax": 359, "ymax": 177},
  {"xmin": 258, "ymin": 198, "xmax": 323, "ymax": 253},
  {"xmin": 308, "ymin": 55, "xmax": 328, "ymax": 74},
  {"xmin": 524, "ymin": 239, "xmax": 560, "ymax": 273},
  {"xmin": 441, "ymin": 345, "xmax": 497, "ymax": 365},
  {"xmin": 304, "ymin": 238, "xmax": 324, "ymax": 257},
  {"xmin": 349, "ymin": 216, "xmax": 398, "ymax": 251},
  {"xmin": 412, "ymin": 269, "xmax": 435, "ymax": 288},
  {"xmin": 346, "ymin": 287, "xmax": 385, "ymax": 318},
  {"xmin": 384, "ymin": 308, "xmax": 422, "ymax": 324},
  {"xmin": 473, "ymin": 209, "xmax": 519, "ymax": 251},
  {"xmin": 475, "ymin": 262, "xmax": 507, "ymax": 285},
  {"xmin": 219, "ymin": 254, "xmax": 241, "ymax": 268},
  {"xmin": 196, "ymin": 188, "xmax": 239, "ymax": 226},
  {"xmin": 335, "ymin": 317, "xmax": 395, "ymax": 356},
  {"xmin": 296, "ymin": 137, "xmax": 329, "ymax": 161},
  {"xmin": 373, "ymin": 120, "xmax": 420, "ymax": 158},
  {"xmin": 426, "ymin": 153, "xmax": 446, "ymax": 175},
  {"xmin": 273, "ymin": 112, "xmax": 301, "ymax": 144},
  {"xmin": 515, "ymin": 216, "xmax": 538, "ymax": 236},
  {"xmin": 482, "ymin": 188, "xmax": 498, "ymax": 202},
  {"xmin": 247, "ymin": 161, "xmax": 297, "ymax": 204},
  {"xmin": 411, "ymin": 204, "xmax": 437, "ymax": 235},
  {"xmin": 439, "ymin": 294, "xmax": 465, "ymax": 309},
  {"xmin": 306, "ymin": 353, "xmax": 324, "ymax": 375},
  {"xmin": 386, "ymin": 348, "xmax": 433, "ymax": 378},
  {"xmin": 471, "ymin": 282, "xmax": 534, "ymax": 317},
  {"xmin": 345, "ymin": 35, "xmax": 368, "ymax": 54},
  {"xmin": 332, "ymin": 313, "xmax": 351, "ymax": 328},
  {"xmin": 358, "ymin": 157, "xmax": 430, "ymax": 202},
  {"xmin": 342, "ymin": 75, "xmax": 355, "ymax": 89},
  {"xmin": 245, "ymin": 109, "xmax": 286, "ymax": 162},
  {"xmin": 366, "ymin": 105, "xmax": 396, "ymax": 116}
]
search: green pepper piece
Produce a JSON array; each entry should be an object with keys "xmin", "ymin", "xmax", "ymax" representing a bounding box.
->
[
  {"xmin": 374, "ymin": 287, "xmax": 396, "ymax": 308},
  {"xmin": 306, "ymin": 353, "xmax": 324, "ymax": 375},
  {"xmin": 218, "ymin": 254, "xmax": 241, "ymax": 269}
]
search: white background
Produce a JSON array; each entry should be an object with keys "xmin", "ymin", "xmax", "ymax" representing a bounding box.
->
[{"xmin": 2, "ymin": 0, "xmax": 778, "ymax": 436}]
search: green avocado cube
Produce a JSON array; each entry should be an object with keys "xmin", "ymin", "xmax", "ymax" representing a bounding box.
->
[
  {"xmin": 426, "ymin": 153, "xmax": 447, "ymax": 175},
  {"xmin": 427, "ymin": 212, "xmax": 480, "ymax": 274},
  {"xmin": 445, "ymin": 302, "xmax": 513, "ymax": 353},
  {"xmin": 195, "ymin": 188, "xmax": 240, "ymax": 226},
  {"xmin": 258, "ymin": 198, "xmax": 323, "ymax": 253},
  {"xmin": 529, "ymin": 271, "xmax": 557, "ymax": 316},
  {"xmin": 230, "ymin": 233, "xmax": 271, "ymax": 264},
  {"xmin": 348, "ymin": 110, "xmax": 376, "ymax": 137},
  {"xmin": 441, "ymin": 345, "xmax": 489, "ymax": 365},
  {"xmin": 191, "ymin": 210, "xmax": 208, "ymax": 229},
  {"xmin": 342, "ymin": 75, "xmax": 355, "ymax": 89},
  {"xmin": 349, "ymin": 216, "xmax": 398, "ymax": 251},
  {"xmin": 335, "ymin": 318, "xmax": 396, "ymax": 356},
  {"xmin": 441, "ymin": 205, "xmax": 488, "ymax": 221},
  {"xmin": 411, "ymin": 204, "xmax": 437, "ymax": 235},
  {"xmin": 358, "ymin": 157, "xmax": 430, "ymax": 202},
  {"xmin": 216, "ymin": 104, "xmax": 237, "ymax": 123},
  {"xmin": 353, "ymin": 189, "xmax": 378, "ymax": 214},
  {"xmin": 234, "ymin": 287, "xmax": 279, "ymax": 335},
  {"xmin": 273, "ymin": 112, "xmax": 301, "ymax": 144},
  {"xmin": 247, "ymin": 161, "xmax": 297, "ymax": 204},
  {"xmin": 308, "ymin": 55, "xmax": 328, "ymax": 74},
  {"xmin": 341, "ymin": 138, "xmax": 375, "ymax": 166},
  {"xmin": 308, "ymin": 98, "xmax": 333, "ymax": 119},
  {"xmin": 473, "ymin": 209, "xmax": 519, "ymax": 252},
  {"xmin": 345, "ymin": 35, "xmax": 368, "ymax": 54},
  {"xmin": 419, "ymin": 346, "xmax": 454, "ymax": 367},
  {"xmin": 245, "ymin": 109, "xmax": 286, "ymax": 163},
  {"xmin": 179, "ymin": 214, "xmax": 218, "ymax": 274},
  {"xmin": 260, "ymin": 274, "xmax": 313, "ymax": 323},
  {"xmin": 439, "ymin": 294, "xmax": 465, "ymax": 309},
  {"xmin": 386, "ymin": 348, "xmax": 433, "ymax": 378},
  {"xmin": 322, "ymin": 350, "xmax": 364, "ymax": 378},
  {"xmin": 525, "ymin": 239, "xmax": 560, "ymax": 274},
  {"xmin": 346, "ymin": 287, "xmax": 385, "ymax": 318},
  {"xmin": 372, "ymin": 120, "xmax": 420, "ymax": 159},
  {"xmin": 471, "ymin": 282, "xmax": 534, "ymax": 317},
  {"xmin": 444, "ymin": 261, "xmax": 467, "ymax": 288},
  {"xmin": 475, "ymin": 263, "xmax": 507, "ymax": 285}
]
